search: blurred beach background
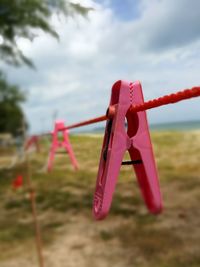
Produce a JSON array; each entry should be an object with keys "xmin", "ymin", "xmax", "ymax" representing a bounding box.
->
[{"xmin": 0, "ymin": 125, "xmax": 200, "ymax": 267}]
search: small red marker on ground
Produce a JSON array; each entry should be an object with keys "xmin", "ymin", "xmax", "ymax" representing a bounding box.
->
[{"xmin": 12, "ymin": 175, "xmax": 23, "ymax": 189}]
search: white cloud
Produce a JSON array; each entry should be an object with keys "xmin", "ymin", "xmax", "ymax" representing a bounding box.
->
[
  {"xmin": 137, "ymin": 0, "xmax": 200, "ymax": 51},
  {"xmin": 4, "ymin": 0, "xmax": 200, "ymax": 133}
]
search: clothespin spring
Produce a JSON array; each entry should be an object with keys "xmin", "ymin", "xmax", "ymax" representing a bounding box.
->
[{"xmin": 122, "ymin": 160, "xmax": 142, "ymax": 165}]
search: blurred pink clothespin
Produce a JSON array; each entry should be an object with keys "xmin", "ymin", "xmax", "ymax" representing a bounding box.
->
[
  {"xmin": 93, "ymin": 80, "xmax": 163, "ymax": 220},
  {"xmin": 47, "ymin": 120, "xmax": 78, "ymax": 172},
  {"xmin": 25, "ymin": 135, "xmax": 40, "ymax": 153}
]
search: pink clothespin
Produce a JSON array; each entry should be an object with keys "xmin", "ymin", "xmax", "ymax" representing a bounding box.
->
[
  {"xmin": 93, "ymin": 80, "xmax": 162, "ymax": 220},
  {"xmin": 47, "ymin": 120, "xmax": 79, "ymax": 172},
  {"xmin": 25, "ymin": 135, "xmax": 40, "ymax": 152}
]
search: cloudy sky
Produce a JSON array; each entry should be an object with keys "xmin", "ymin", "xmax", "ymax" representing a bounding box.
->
[{"xmin": 3, "ymin": 0, "xmax": 200, "ymax": 133}]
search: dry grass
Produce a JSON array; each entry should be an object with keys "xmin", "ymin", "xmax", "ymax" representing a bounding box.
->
[{"xmin": 0, "ymin": 131, "xmax": 200, "ymax": 267}]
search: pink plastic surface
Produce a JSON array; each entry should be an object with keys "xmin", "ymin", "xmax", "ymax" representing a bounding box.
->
[
  {"xmin": 93, "ymin": 80, "xmax": 162, "ymax": 220},
  {"xmin": 47, "ymin": 120, "xmax": 78, "ymax": 172},
  {"xmin": 25, "ymin": 135, "xmax": 40, "ymax": 152}
]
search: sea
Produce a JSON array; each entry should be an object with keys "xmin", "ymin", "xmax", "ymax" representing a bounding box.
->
[
  {"xmin": 90, "ymin": 120, "xmax": 200, "ymax": 133},
  {"xmin": 150, "ymin": 120, "xmax": 200, "ymax": 131}
]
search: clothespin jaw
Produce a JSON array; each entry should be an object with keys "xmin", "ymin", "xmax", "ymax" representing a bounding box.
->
[
  {"xmin": 47, "ymin": 120, "xmax": 79, "ymax": 172},
  {"xmin": 93, "ymin": 80, "xmax": 162, "ymax": 220}
]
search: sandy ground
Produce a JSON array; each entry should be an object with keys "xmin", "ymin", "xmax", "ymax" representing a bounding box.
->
[{"xmin": 0, "ymin": 215, "xmax": 129, "ymax": 267}]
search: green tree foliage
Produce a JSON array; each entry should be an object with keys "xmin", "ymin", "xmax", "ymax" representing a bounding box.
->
[
  {"xmin": 0, "ymin": 0, "xmax": 90, "ymax": 67},
  {"xmin": 0, "ymin": 0, "xmax": 90, "ymax": 135},
  {"xmin": 0, "ymin": 72, "xmax": 25, "ymax": 136}
]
